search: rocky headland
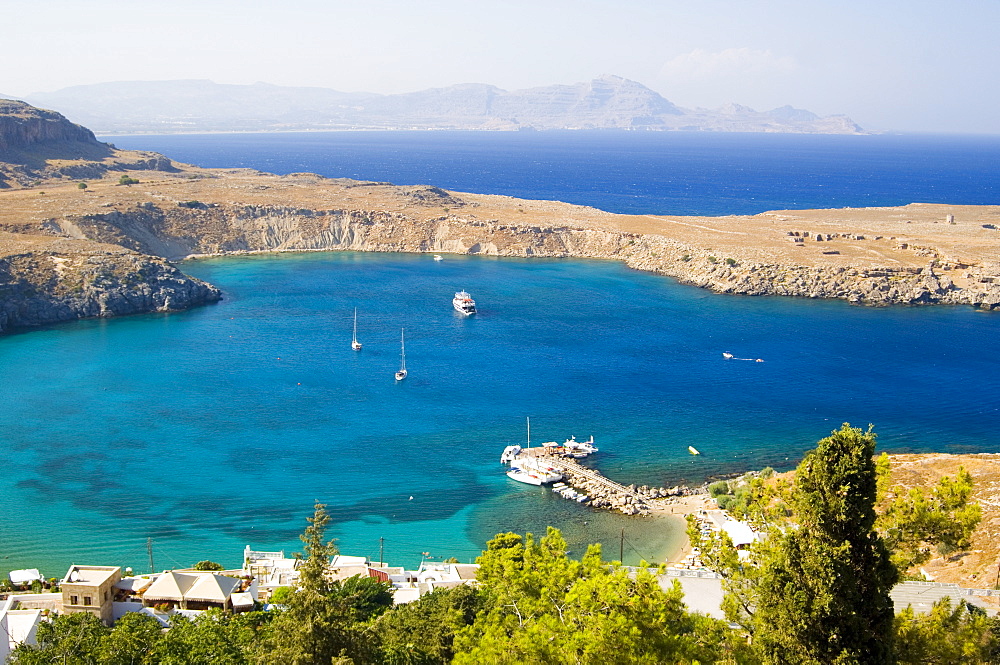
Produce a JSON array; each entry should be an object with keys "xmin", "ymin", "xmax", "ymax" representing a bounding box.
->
[{"xmin": 1, "ymin": 101, "xmax": 998, "ymax": 333}]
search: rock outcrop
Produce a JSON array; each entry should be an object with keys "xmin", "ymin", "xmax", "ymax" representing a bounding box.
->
[
  {"xmin": 0, "ymin": 236, "xmax": 221, "ymax": 333},
  {"xmin": 35, "ymin": 200, "xmax": 1000, "ymax": 310}
]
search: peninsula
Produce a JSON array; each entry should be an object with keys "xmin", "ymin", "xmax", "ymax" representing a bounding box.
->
[{"xmin": 1, "ymin": 100, "xmax": 998, "ymax": 333}]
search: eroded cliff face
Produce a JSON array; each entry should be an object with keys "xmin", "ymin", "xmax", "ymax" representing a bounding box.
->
[
  {"xmin": 0, "ymin": 100, "xmax": 98, "ymax": 152},
  {"xmin": 0, "ymin": 237, "xmax": 221, "ymax": 333},
  {"xmin": 42, "ymin": 201, "xmax": 1000, "ymax": 310}
]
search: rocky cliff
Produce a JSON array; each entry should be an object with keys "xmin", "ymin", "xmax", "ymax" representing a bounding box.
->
[
  {"xmin": 0, "ymin": 234, "xmax": 221, "ymax": 334},
  {"xmin": 0, "ymin": 100, "xmax": 177, "ymax": 189},
  {"xmin": 38, "ymin": 197, "xmax": 1000, "ymax": 310},
  {"xmin": 0, "ymin": 99, "xmax": 98, "ymax": 153}
]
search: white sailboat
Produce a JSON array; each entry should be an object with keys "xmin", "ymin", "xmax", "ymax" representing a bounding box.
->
[
  {"xmin": 506, "ymin": 417, "xmax": 563, "ymax": 485},
  {"xmin": 351, "ymin": 308, "xmax": 362, "ymax": 351},
  {"xmin": 395, "ymin": 328, "xmax": 407, "ymax": 381}
]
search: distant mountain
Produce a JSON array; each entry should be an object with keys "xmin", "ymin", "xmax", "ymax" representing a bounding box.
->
[{"xmin": 24, "ymin": 76, "xmax": 865, "ymax": 135}]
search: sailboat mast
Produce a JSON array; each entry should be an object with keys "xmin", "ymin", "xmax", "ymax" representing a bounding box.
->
[
  {"xmin": 400, "ymin": 328, "xmax": 406, "ymax": 371},
  {"xmin": 526, "ymin": 416, "xmax": 530, "ymax": 449}
]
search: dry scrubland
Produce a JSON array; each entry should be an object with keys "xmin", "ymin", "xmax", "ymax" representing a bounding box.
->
[{"xmin": 2, "ymin": 162, "xmax": 998, "ymax": 285}]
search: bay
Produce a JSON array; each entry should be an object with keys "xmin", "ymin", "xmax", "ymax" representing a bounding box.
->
[{"xmin": 2, "ymin": 131, "xmax": 999, "ymax": 576}]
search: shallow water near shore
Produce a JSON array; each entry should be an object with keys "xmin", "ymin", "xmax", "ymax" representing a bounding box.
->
[{"xmin": 1, "ymin": 250, "xmax": 998, "ymax": 575}]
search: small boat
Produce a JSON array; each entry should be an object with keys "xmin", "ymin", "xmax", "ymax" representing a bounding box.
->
[
  {"xmin": 500, "ymin": 445, "xmax": 522, "ymax": 464},
  {"xmin": 722, "ymin": 352, "xmax": 734, "ymax": 359},
  {"xmin": 351, "ymin": 308, "xmax": 362, "ymax": 351},
  {"xmin": 395, "ymin": 328, "xmax": 407, "ymax": 381},
  {"xmin": 453, "ymin": 291, "xmax": 477, "ymax": 315},
  {"xmin": 507, "ymin": 459, "xmax": 563, "ymax": 486},
  {"xmin": 433, "ymin": 254, "xmax": 443, "ymax": 261},
  {"xmin": 503, "ymin": 418, "xmax": 564, "ymax": 485},
  {"xmin": 688, "ymin": 446, "xmax": 700, "ymax": 455},
  {"xmin": 562, "ymin": 435, "xmax": 598, "ymax": 457}
]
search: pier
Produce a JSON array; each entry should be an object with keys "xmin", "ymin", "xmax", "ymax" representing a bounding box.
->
[{"xmin": 512, "ymin": 447, "xmax": 703, "ymax": 516}]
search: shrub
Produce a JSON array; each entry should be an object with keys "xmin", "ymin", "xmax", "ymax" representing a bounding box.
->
[
  {"xmin": 708, "ymin": 480, "xmax": 730, "ymax": 497},
  {"xmin": 725, "ymin": 258, "xmax": 737, "ymax": 266},
  {"xmin": 193, "ymin": 560, "xmax": 224, "ymax": 571},
  {"xmin": 118, "ymin": 175, "xmax": 140, "ymax": 186}
]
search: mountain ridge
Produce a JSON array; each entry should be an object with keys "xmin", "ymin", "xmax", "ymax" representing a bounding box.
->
[{"xmin": 11, "ymin": 75, "xmax": 865, "ymax": 135}]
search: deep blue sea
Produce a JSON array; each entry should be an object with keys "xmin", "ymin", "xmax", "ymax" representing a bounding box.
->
[{"xmin": 2, "ymin": 132, "xmax": 999, "ymax": 577}]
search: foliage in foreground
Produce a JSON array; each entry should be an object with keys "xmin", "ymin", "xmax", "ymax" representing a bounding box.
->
[
  {"xmin": 691, "ymin": 423, "xmax": 991, "ymax": 665},
  {"xmin": 451, "ymin": 528, "xmax": 743, "ymax": 664}
]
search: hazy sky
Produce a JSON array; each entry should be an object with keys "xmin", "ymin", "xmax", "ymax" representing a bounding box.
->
[{"xmin": 4, "ymin": 0, "xmax": 997, "ymax": 133}]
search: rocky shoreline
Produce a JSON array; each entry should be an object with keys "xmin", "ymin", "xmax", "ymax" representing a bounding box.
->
[
  {"xmin": 1, "ymin": 97, "xmax": 998, "ymax": 332},
  {"xmin": 0, "ymin": 235, "xmax": 221, "ymax": 334},
  {"xmin": 51, "ymin": 199, "xmax": 1000, "ymax": 311}
]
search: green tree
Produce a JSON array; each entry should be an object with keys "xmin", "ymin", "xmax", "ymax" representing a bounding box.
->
[
  {"xmin": 695, "ymin": 424, "xmax": 898, "ymax": 664},
  {"xmin": 10, "ymin": 611, "xmax": 109, "ymax": 664},
  {"xmin": 193, "ymin": 559, "xmax": 225, "ymax": 571},
  {"xmin": 876, "ymin": 457, "xmax": 982, "ymax": 573},
  {"xmin": 329, "ymin": 574, "xmax": 394, "ymax": 622},
  {"xmin": 95, "ymin": 612, "xmax": 163, "ymax": 665},
  {"xmin": 77, "ymin": 181, "xmax": 88, "ymax": 190},
  {"xmin": 894, "ymin": 599, "xmax": 997, "ymax": 664},
  {"xmin": 259, "ymin": 502, "xmax": 379, "ymax": 664},
  {"xmin": 451, "ymin": 527, "xmax": 736, "ymax": 664},
  {"xmin": 376, "ymin": 584, "xmax": 484, "ymax": 664},
  {"xmin": 118, "ymin": 175, "xmax": 139, "ymax": 186},
  {"xmin": 155, "ymin": 609, "xmax": 263, "ymax": 664}
]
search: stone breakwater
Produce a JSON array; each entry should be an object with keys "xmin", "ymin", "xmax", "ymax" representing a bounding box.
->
[
  {"xmin": 39, "ymin": 201, "xmax": 1000, "ymax": 310},
  {"xmin": 0, "ymin": 238, "xmax": 221, "ymax": 333},
  {"xmin": 539, "ymin": 455, "xmax": 705, "ymax": 517}
]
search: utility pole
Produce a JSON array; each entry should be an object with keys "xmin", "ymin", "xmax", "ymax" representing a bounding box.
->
[
  {"xmin": 147, "ymin": 537, "xmax": 154, "ymax": 574},
  {"xmin": 379, "ymin": 537, "xmax": 384, "ymax": 567}
]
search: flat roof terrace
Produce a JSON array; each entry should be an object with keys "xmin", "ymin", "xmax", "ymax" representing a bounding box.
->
[{"xmin": 63, "ymin": 565, "xmax": 120, "ymax": 587}]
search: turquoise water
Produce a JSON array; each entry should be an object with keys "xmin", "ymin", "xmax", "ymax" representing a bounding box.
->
[{"xmin": 2, "ymin": 251, "xmax": 998, "ymax": 576}]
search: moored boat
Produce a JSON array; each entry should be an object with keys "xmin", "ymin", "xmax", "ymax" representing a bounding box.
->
[
  {"xmin": 395, "ymin": 328, "xmax": 407, "ymax": 381},
  {"xmin": 453, "ymin": 291, "xmax": 477, "ymax": 315},
  {"xmin": 351, "ymin": 308, "xmax": 362, "ymax": 351},
  {"xmin": 506, "ymin": 458, "xmax": 563, "ymax": 485}
]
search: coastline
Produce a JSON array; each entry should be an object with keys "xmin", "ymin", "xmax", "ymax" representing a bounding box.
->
[{"xmin": 1, "ymin": 165, "xmax": 998, "ymax": 336}]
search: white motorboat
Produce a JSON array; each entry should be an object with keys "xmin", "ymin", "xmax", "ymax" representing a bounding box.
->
[
  {"xmin": 500, "ymin": 445, "xmax": 522, "ymax": 464},
  {"xmin": 562, "ymin": 435, "xmax": 598, "ymax": 457},
  {"xmin": 395, "ymin": 328, "xmax": 407, "ymax": 381},
  {"xmin": 507, "ymin": 458, "xmax": 563, "ymax": 486},
  {"xmin": 453, "ymin": 291, "xmax": 477, "ymax": 315},
  {"xmin": 433, "ymin": 254, "xmax": 443, "ymax": 261},
  {"xmin": 351, "ymin": 308, "xmax": 362, "ymax": 351}
]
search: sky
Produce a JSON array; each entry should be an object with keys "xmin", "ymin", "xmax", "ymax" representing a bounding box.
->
[{"xmin": 3, "ymin": 0, "xmax": 998, "ymax": 133}]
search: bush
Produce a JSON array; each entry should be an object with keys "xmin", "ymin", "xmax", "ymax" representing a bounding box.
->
[
  {"xmin": 193, "ymin": 560, "xmax": 224, "ymax": 571},
  {"xmin": 708, "ymin": 481, "xmax": 730, "ymax": 498},
  {"xmin": 118, "ymin": 175, "xmax": 140, "ymax": 186},
  {"xmin": 707, "ymin": 256, "xmax": 718, "ymax": 264},
  {"xmin": 77, "ymin": 182, "xmax": 88, "ymax": 190},
  {"xmin": 725, "ymin": 258, "xmax": 737, "ymax": 266}
]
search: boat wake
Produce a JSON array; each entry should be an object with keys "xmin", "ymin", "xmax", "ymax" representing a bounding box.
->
[{"xmin": 722, "ymin": 352, "xmax": 763, "ymax": 362}]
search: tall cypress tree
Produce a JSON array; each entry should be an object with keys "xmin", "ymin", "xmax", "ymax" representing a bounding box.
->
[{"xmin": 727, "ymin": 424, "xmax": 899, "ymax": 664}]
